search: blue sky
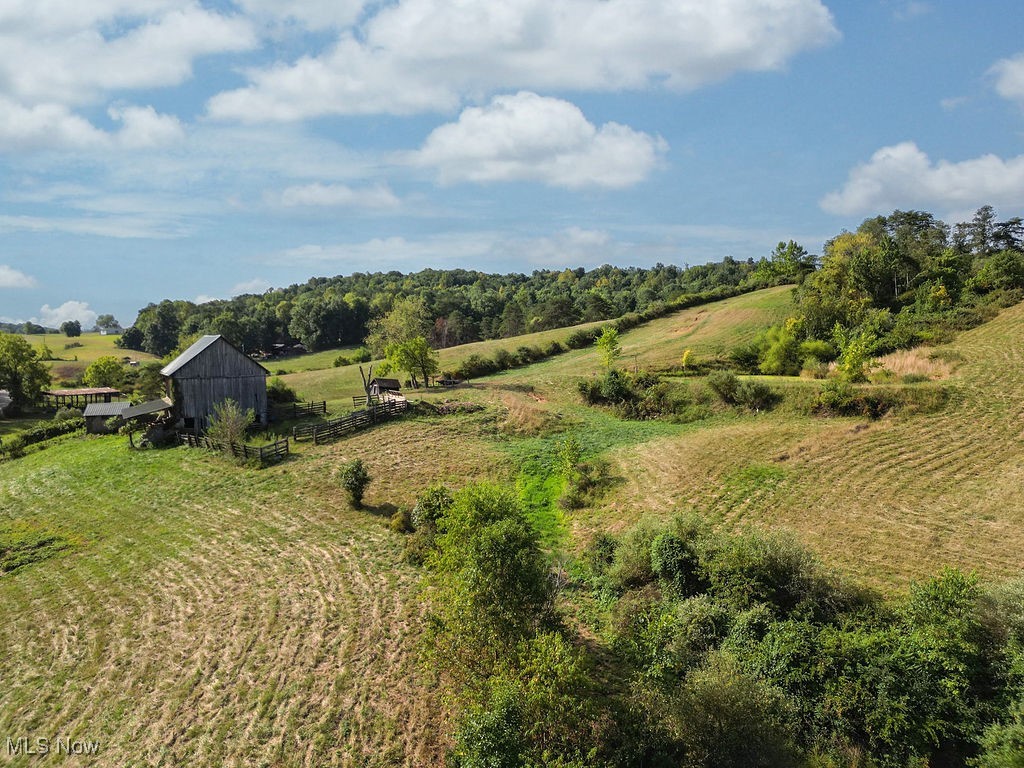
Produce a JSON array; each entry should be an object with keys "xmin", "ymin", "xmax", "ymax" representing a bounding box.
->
[{"xmin": 2, "ymin": 0, "xmax": 1024, "ymax": 328}]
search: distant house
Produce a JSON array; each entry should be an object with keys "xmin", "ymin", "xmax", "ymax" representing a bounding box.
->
[
  {"xmin": 0, "ymin": 389, "xmax": 11, "ymax": 417},
  {"xmin": 368, "ymin": 378, "xmax": 402, "ymax": 396},
  {"xmin": 161, "ymin": 335, "xmax": 269, "ymax": 433}
]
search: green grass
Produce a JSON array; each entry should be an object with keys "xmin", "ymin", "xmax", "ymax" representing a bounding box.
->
[
  {"xmin": 17, "ymin": 332, "xmax": 160, "ymax": 384},
  {"xmin": 263, "ymin": 345, "xmax": 364, "ymax": 374},
  {"xmin": 6, "ymin": 284, "xmax": 1024, "ymax": 763}
]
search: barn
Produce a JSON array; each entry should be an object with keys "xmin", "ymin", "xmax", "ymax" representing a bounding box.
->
[
  {"xmin": 161, "ymin": 335, "xmax": 269, "ymax": 433},
  {"xmin": 369, "ymin": 378, "xmax": 402, "ymax": 396}
]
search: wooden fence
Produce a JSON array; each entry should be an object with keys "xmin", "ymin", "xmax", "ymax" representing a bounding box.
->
[
  {"xmin": 178, "ymin": 432, "xmax": 290, "ymax": 465},
  {"xmin": 292, "ymin": 396, "xmax": 409, "ymax": 445},
  {"xmin": 272, "ymin": 400, "xmax": 327, "ymax": 420}
]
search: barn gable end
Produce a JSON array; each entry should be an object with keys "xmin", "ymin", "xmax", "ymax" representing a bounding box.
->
[{"xmin": 161, "ymin": 335, "xmax": 269, "ymax": 432}]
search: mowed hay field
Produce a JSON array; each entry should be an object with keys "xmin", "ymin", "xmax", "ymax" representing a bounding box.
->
[
  {"xmin": 4, "ymin": 285, "xmax": 1024, "ymax": 764},
  {"xmin": 0, "ymin": 420, "xmax": 504, "ymax": 767},
  {"xmin": 591, "ymin": 299, "xmax": 1024, "ymax": 589}
]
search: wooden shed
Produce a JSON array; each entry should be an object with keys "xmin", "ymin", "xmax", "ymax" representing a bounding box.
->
[
  {"xmin": 161, "ymin": 335, "xmax": 269, "ymax": 433},
  {"xmin": 369, "ymin": 378, "xmax": 402, "ymax": 396}
]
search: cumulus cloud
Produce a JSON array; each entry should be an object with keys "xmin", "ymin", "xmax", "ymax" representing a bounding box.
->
[
  {"xmin": 278, "ymin": 182, "xmax": 400, "ymax": 209},
  {"xmin": 990, "ymin": 52, "xmax": 1024, "ymax": 106},
  {"xmin": 0, "ymin": 98, "xmax": 185, "ymax": 151},
  {"xmin": 410, "ymin": 92, "xmax": 666, "ymax": 189},
  {"xmin": 820, "ymin": 141, "xmax": 1024, "ymax": 216},
  {"xmin": 0, "ymin": 265, "xmax": 37, "ymax": 288},
  {"xmin": 208, "ymin": 0, "xmax": 838, "ymax": 120},
  {"xmin": 0, "ymin": 3, "xmax": 257, "ymax": 106},
  {"xmin": 35, "ymin": 300, "xmax": 98, "ymax": 328},
  {"xmin": 109, "ymin": 105, "xmax": 186, "ymax": 148}
]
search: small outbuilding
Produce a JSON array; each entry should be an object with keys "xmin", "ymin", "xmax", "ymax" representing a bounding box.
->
[
  {"xmin": 369, "ymin": 378, "xmax": 402, "ymax": 396},
  {"xmin": 83, "ymin": 401, "xmax": 131, "ymax": 433},
  {"xmin": 161, "ymin": 335, "xmax": 269, "ymax": 433}
]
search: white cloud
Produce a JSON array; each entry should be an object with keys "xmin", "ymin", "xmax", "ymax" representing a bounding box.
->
[
  {"xmin": 0, "ymin": 98, "xmax": 185, "ymax": 151},
  {"xmin": 278, "ymin": 182, "xmax": 400, "ymax": 209},
  {"xmin": 109, "ymin": 105, "xmax": 186, "ymax": 148},
  {"xmin": 991, "ymin": 52, "xmax": 1024, "ymax": 107},
  {"xmin": 0, "ymin": 265, "xmax": 37, "ymax": 288},
  {"xmin": 0, "ymin": 3, "xmax": 257, "ymax": 106},
  {"xmin": 208, "ymin": 0, "xmax": 839, "ymax": 121},
  {"xmin": 820, "ymin": 141, "xmax": 1024, "ymax": 216},
  {"xmin": 35, "ymin": 300, "xmax": 97, "ymax": 328},
  {"xmin": 410, "ymin": 92, "xmax": 666, "ymax": 189},
  {"xmin": 231, "ymin": 278, "xmax": 272, "ymax": 295}
]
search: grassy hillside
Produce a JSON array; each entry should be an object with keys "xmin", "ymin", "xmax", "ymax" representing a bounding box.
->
[
  {"xmin": 0, "ymin": 427, "xmax": 506, "ymax": 766},
  {"xmin": 17, "ymin": 332, "xmax": 159, "ymax": 384},
  {"xmin": 280, "ymin": 287, "xmax": 792, "ymax": 404},
  {"xmin": 4, "ymin": 284, "xmax": 1024, "ymax": 763}
]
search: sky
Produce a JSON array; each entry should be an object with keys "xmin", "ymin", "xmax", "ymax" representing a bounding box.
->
[{"xmin": 2, "ymin": 0, "xmax": 1024, "ymax": 328}]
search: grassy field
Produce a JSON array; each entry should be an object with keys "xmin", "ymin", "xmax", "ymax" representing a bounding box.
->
[
  {"xmin": 279, "ymin": 289, "xmax": 790, "ymax": 404},
  {"xmin": 17, "ymin": 332, "xmax": 160, "ymax": 384},
  {"xmin": 4, "ymin": 285, "xmax": 1024, "ymax": 764}
]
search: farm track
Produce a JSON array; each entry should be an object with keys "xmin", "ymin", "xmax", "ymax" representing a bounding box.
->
[
  {"xmin": 0, "ymin": 439, "xmax": 446, "ymax": 766},
  {"xmin": 603, "ymin": 301, "xmax": 1024, "ymax": 587}
]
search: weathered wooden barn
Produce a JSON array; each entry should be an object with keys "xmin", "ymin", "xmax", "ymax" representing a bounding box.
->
[
  {"xmin": 368, "ymin": 378, "xmax": 402, "ymax": 396},
  {"xmin": 161, "ymin": 335, "xmax": 269, "ymax": 433}
]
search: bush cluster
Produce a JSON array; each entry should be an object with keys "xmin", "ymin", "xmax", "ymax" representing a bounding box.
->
[
  {"xmin": 706, "ymin": 370, "xmax": 780, "ymax": 411},
  {"xmin": 583, "ymin": 516, "xmax": 1024, "ymax": 768}
]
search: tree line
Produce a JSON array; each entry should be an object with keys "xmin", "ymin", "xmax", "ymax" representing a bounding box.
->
[{"xmin": 115, "ymin": 257, "xmax": 803, "ymax": 359}]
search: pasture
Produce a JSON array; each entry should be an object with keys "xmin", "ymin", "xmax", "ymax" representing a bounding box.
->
[
  {"xmin": 17, "ymin": 332, "xmax": 159, "ymax": 384},
  {"xmin": 4, "ymin": 284, "xmax": 1024, "ymax": 764}
]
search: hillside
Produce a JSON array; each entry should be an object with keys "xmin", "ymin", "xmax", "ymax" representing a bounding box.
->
[{"xmin": 3, "ymin": 285, "xmax": 1024, "ymax": 764}]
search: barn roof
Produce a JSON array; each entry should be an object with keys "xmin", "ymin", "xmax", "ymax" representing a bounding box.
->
[
  {"xmin": 83, "ymin": 401, "xmax": 131, "ymax": 418},
  {"xmin": 161, "ymin": 334, "xmax": 269, "ymax": 378},
  {"xmin": 44, "ymin": 387, "xmax": 122, "ymax": 397},
  {"xmin": 122, "ymin": 397, "xmax": 173, "ymax": 419},
  {"xmin": 370, "ymin": 378, "xmax": 402, "ymax": 390}
]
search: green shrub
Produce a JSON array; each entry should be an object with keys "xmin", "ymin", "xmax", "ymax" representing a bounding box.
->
[
  {"xmin": 651, "ymin": 533, "xmax": 703, "ymax": 596},
  {"xmin": 449, "ymin": 686, "xmax": 526, "ymax": 768},
  {"xmin": 411, "ymin": 483, "xmax": 454, "ymax": 530},
  {"xmin": 267, "ymin": 377, "xmax": 298, "ymax": 403},
  {"xmin": 565, "ymin": 326, "xmax": 603, "ymax": 349},
  {"xmin": 543, "ymin": 340, "xmax": 565, "ymax": 356},
  {"xmin": 333, "ymin": 355, "xmax": 350, "ymax": 367},
  {"xmin": 707, "ymin": 370, "xmax": 740, "ymax": 404},
  {"xmin": 389, "ymin": 508, "xmax": 414, "ymax": 534},
  {"xmin": 54, "ymin": 407, "xmax": 83, "ymax": 422},
  {"xmin": 730, "ymin": 343, "xmax": 762, "ymax": 374},
  {"xmin": 339, "ymin": 459, "xmax": 371, "ymax": 508},
  {"xmin": 734, "ymin": 380, "xmax": 780, "ymax": 411},
  {"xmin": 608, "ymin": 525, "xmax": 658, "ymax": 591},
  {"xmin": 671, "ymin": 653, "xmax": 800, "ymax": 768},
  {"xmin": 799, "ymin": 339, "xmax": 837, "ymax": 363},
  {"xmin": 492, "ymin": 348, "xmax": 515, "ymax": 370},
  {"xmin": 2, "ymin": 434, "xmax": 26, "ymax": 458},
  {"xmin": 351, "ymin": 347, "xmax": 372, "ymax": 363}
]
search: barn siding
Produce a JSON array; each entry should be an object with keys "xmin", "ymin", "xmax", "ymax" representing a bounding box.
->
[{"xmin": 166, "ymin": 337, "xmax": 268, "ymax": 431}]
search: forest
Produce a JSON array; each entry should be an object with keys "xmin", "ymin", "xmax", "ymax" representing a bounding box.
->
[{"xmin": 112, "ymin": 206, "xmax": 1024, "ymax": 373}]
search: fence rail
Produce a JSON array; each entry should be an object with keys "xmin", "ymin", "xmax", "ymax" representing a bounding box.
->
[
  {"xmin": 179, "ymin": 433, "xmax": 290, "ymax": 465},
  {"xmin": 290, "ymin": 396, "xmax": 409, "ymax": 445},
  {"xmin": 272, "ymin": 401, "xmax": 327, "ymax": 420}
]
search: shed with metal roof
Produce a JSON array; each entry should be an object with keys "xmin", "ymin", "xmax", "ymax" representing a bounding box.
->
[
  {"xmin": 161, "ymin": 335, "xmax": 269, "ymax": 433},
  {"xmin": 83, "ymin": 401, "xmax": 131, "ymax": 434}
]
